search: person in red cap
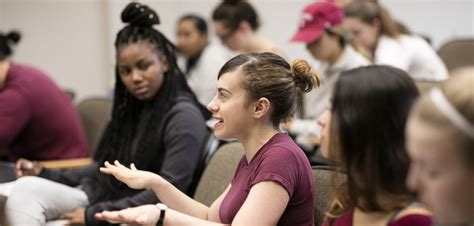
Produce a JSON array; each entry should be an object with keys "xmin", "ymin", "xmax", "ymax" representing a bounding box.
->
[{"xmin": 286, "ymin": 0, "xmax": 369, "ymax": 155}]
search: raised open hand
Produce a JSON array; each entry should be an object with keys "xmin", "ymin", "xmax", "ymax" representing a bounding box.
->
[{"xmin": 99, "ymin": 160, "xmax": 159, "ymax": 190}]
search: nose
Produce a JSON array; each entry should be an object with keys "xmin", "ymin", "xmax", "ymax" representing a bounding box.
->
[
  {"xmin": 207, "ymin": 95, "xmax": 219, "ymax": 113},
  {"xmin": 317, "ymin": 110, "xmax": 328, "ymax": 128},
  {"xmin": 131, "ymin": 69, "xmax": 143, "ymax": 83}
]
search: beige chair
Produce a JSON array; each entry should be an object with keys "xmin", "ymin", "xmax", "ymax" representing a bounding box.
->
[
  {"xmin": 76, "ymin": 97, "xmax": 113, "ymax": 155},
  {"xmin": 415, "ymin": 80, "xmax": 441, "ymax": 94},
  {"xmin": 437, "ymin": 39, "xmax": 474, "ymax": 72},
  {"xmin": 193, "ymin": 142, "xmax": 244, "ymax": 206},
  {"xmin": 312, "ymin": 166, "xmax": 339, "ymax": 226},
  {"xmin": 39, "ymin": 97, "xmax": 112, "ymax": 169}
]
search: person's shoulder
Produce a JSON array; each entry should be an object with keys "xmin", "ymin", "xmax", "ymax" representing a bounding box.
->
[
  {"xmin": 391, "ymin": 207, "xmax": 432, "ymax": 226},
  {"xmin": 263, "ymin": 133, "xmax": 307, "ymax": 162},
  {"xmin": 167, "ymin": 93, "xmax": 203, "ymax": 120}
]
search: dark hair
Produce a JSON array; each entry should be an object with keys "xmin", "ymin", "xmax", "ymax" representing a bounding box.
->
[
  {"xmin": 179, "ymin": 14, "xmax": 208, "ymax": 34},
  {"xmin": 217, "ymin": 52, "xmax": 321, "ymax": 127},
  {"xmin": 0, "ymin": 31, "xmax": 21, "ymax": 61},
  {"xmin": 326, "ymin": 65, "xmax": 420, "ymax": 223},
  {"xmin": 91, "ymin": 2, "xmax": 202, "ymax": 204},
  {"xmin": 212, "ymin": 0, "xmax": 259, "ymax": 31},
  {"xmin": 344, "ymin": 1, "xmax": 409, "ymax": 38}
]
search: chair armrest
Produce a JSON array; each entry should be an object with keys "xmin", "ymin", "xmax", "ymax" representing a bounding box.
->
[{"xmin": 40, "ymin": 157, "xmax": 93, "ymax": 169}]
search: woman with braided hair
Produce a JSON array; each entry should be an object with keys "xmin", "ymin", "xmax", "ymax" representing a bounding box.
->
[
  {"xmin": 5, "ymin": 2, "xmax": 206, "ymax": 225},
  {"xmin": 96, "ymin": 52, "xmax": 319, "ymax": 225}
]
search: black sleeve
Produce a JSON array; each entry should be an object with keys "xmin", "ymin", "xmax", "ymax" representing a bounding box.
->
[
  {"xmin": 38, "ymin": 162, "xmax": 99, "ymax": 187},
  {"xmin": 85, "ymin": 100, "xmax": 206, "ymax": 225}
]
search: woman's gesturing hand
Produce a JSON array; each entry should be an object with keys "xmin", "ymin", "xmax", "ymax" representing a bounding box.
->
[
  {"xmin": 99, "ymin": 160, "xmax": 160, "ymax": 190},
  {"xmin": 95, "ymin": 204, "xmax": 160, "ymax": 225}
]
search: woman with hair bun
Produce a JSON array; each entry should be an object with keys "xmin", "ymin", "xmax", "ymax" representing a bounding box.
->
[
  {"xmin": 0, "ymin": 30, "xmax": 89, "ymax": 161},
  {"xmin": 4, "ymin": 2, "xmax": 206, "ymax": 225},
  {"xmin": 211, "ymin": 0, "xmax": 286, "ymax": 57},
  {"xmin": 96, "ymin": 52, "xmax": 319, "ymax": 225}
]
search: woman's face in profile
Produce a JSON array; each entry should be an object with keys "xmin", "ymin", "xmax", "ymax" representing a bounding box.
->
[
  {"xmin": 317, "ymin": 109, "xmax": 332, "ymax": 159},
  {"xmin": 406, "ymin": 115, "xmax": 474, "ymax": 224},
  {"xmin": 117, "ymin": 41, "xmax": 168, "ymax": 101},
  {"xmin": 213, "ymin": 21, "xmax": 242, "ymax": 52}
]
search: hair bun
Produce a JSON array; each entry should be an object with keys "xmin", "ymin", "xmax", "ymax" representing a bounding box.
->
[
  {"xmin": 291, "ymin": 59, "xmax": 321, "ymax": 93},
  {"xmin": 6, "ymin": 31, "xmax": 21, "ymax": 44},
  {"xmin": 121, "ymin": 2, "xmax": 160, "ymax": 27}
]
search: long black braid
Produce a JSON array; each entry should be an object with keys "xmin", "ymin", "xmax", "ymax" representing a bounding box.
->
[{"xmin": 91, "ymin": 2, "xmax": 202, "ymax": 203}]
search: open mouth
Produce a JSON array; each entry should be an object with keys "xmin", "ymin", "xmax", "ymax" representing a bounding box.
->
[{"xmin": 212, "ymin": 117, "xmax": 224, "ymax": 129}]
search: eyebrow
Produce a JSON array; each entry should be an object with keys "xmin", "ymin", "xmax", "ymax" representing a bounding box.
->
[{"xmin": 217, "ymin": 87, "xmax": 232, "ymax": 95}]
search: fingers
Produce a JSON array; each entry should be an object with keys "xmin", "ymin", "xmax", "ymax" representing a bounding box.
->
[
  {"xmin": 130, "ymin": 163, "xmax": 137, "ymax": 171},
  {"xmin": 114, "ymin": 160, "xmax": 126, "ymax": 169}
]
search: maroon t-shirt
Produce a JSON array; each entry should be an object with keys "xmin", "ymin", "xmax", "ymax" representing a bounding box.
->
[
  {"xmin": 322, "ymin": 208, "xmax": 432, "ymax": 226},
  {"xmin": 0, "ymin": 63, "xmax": 89, "ymax": 161},
  {"xmin": 219, "ymin": 133, "xmax": 314, "ymax": 225}
]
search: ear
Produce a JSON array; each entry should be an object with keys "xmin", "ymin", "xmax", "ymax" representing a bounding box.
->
[
  {"xmin": 239, "ymin": 21, "xmax": 252, "ymax": 33},
  {"xmin": 252, "ymin": 97, "xmax": 271, "ymax": 119}
]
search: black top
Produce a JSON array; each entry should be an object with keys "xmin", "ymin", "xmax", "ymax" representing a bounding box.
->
[{"xmin": 39, "ymin": 94, "xmax": 207, "ymax": 225}]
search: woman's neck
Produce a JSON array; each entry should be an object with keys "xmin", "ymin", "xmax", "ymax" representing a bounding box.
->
[
  {"xmin": 239, "ymin": 124, "xmax": 279, "ymax": 164},
  {"xmin": 244, "ymin": 33, "xmax": 272, "ymax": 53}
]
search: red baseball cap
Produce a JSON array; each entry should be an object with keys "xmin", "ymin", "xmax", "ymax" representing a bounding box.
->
[{"xmin": 291, "ymin": 1, "xmax": 344, "ymax": 44}]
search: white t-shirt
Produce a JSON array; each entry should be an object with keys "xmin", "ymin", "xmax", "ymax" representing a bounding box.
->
[
  {"xmin": 375, "ymin": 35, "xmax": 448, "ymax": 81},
  {"xmin": 179, "ymin": 42, "xmax": 232, "ymax": 106}
]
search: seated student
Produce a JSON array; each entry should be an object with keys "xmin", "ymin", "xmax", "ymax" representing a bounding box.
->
[
  {"xmin": 0, "ymin": 31, "xmax": 89, "ymax": 162},
  {"xmin": 287, "ymin": 1, "xmax": 370, "ymax": 151},
  {"xmin": 176, "ymin": 14, "xmax": 230, "ymax": 108},
  {"xmin": 343, "ymin": 0, "xmax": 448, "ymax": 81},
  {"xmin": 95, "ymin": 52, "xmax": 319, "ymax": 225},
  {"xmin": 3, "ymin": 3, "xmax": 206, "ymax": 225},
  {"xmin": 212, "ymin": 0, "xmax": 286, "ymax": 57},
  {"xmin": 317, "ymin": 65, "xmax": 432, "ymax": 226},
  {"xmin": 406, "ymin": 73, "xmax": 474, "ymax": 225}
]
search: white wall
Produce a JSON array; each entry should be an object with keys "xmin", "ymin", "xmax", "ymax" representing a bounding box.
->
[{"xmin": 2, "ymin": 0, "xmax": 473, "ymax": 102}]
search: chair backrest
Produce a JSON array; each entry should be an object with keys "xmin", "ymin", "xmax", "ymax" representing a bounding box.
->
[
  {"xmin": 437, "ymin": 38, "xmax": 474, "ymax": 72},
  {"xmin": 312, "ymin": 165, "xmax": 339, "ymax": 226},
  {"xmin": 415, "ymin": 80, "xmax": 441, "ymax": 94},
  {"xmin": 76, "ymin": 97, "xmax": 113, "ymax": 155},
  {"xmin": 193, "ymin": 142, "xmax": 244, "ymax": 206},
  {"xmin": 186, "ymin": 128, "xmax": 220, "ymax": 196}
]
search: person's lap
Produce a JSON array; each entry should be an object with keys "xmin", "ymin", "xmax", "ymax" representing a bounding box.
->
[{"xmin": 3, "ymin": 176, "xmax": 88, "ymax": 225}]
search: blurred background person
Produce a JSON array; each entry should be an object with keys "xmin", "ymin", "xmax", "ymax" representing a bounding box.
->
[
  {"xmin": 0, "ymin": 31, "xmax": 89, "ymax": 162},
  {"xmin": 343, "ymin": 0, "xmax": 448, "ymax": 81},
  {"xmin": 212, "ymin": 0, "xmax": 286, "ymax": 57},
  {"xmin": 406, "ymin": 72, "xmax": 474, "ymax": 225},
  {"xmin": 287, "ymin": 0, "xmax": 369, "ymax": 155},
  {"xmin": 318, "ymin": 65, "xmax": 432, "ymax": 226},
  {"xmin": 176, "ymin": 14, "xmax": 230, "ymax": 109}
]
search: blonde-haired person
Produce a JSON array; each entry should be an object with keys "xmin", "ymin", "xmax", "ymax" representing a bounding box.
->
[
  {"xmin": 343, "ymin": 0, "xmax": 448, "ymax": 81},
  {"xmin": 287, "ymin": 0, "xmax": 370, "ymax": 151},
  {"xmin": 95, "ymin": 52, "xmax": 320, "ymax": 225},
  {"xmin": 406, "ymin": 72, "xmax": 474, "ymax": 225}
]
